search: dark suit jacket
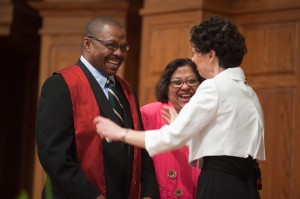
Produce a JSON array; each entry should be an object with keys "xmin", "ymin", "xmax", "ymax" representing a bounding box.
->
[{"xmin": 35, "ymin": 60, "xmax": 159, "ymax": 199}]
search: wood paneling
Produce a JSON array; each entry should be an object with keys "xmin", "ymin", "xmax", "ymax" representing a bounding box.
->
[
  {"xmin": 257, "ymin": 89, "xmax": 296, "ymax": 199},
  {"xmin": 243, "ymin": 23, "xmax": 297, "ymax": 74}
]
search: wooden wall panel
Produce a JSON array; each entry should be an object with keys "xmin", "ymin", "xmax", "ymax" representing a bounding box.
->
[
  {"xmin": 43, "ymin": 35, "xmax": 81, "ymax": 74},
  {"xmin": 257, "ymin": 89, "xmax": 295, "ymax": 199},
  {"xmin": 50, "ymin": 44, "xmax": 81, "ymax": 72},
  {"xmin": 243, "ymin": 23, "xmax": 296, "ymax": 74}
]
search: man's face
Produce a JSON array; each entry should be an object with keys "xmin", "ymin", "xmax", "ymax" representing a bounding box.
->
[{"xmin": 84, "ymin": 24, "xmax": 129, "ymax": 76}]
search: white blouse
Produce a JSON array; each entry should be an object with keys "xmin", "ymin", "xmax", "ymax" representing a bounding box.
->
[{"xmin": 145, "ymin": 67, "xmax": 266, "ymax": 166}]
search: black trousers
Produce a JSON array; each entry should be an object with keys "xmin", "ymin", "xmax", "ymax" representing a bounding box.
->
[{"xmin": 196, "ymin": 156, "xmax": 261, "ymax": 199}]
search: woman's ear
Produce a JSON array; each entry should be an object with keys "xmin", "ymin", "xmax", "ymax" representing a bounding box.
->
[
  {"xmin": 207, "ymin": 50, "xmax": 216, "ymax": 65},
  {"xmin": 209, "ymin": 49, "xmax": 216, "ymax": 59},
  {"xmin": 208, "ymin": 49, "xmax": 220, "ymax": 68}
]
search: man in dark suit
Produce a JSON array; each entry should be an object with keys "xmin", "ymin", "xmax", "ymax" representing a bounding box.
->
[{"xmin": 35, "ymin": 16, "xmax": 159, "ymax": 199}]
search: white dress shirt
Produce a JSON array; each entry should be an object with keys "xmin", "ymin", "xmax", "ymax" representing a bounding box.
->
[
  {"xmin": 80, "ymin": 55, "xmax": 114, "ymax": 99},
  {"xmin": 145, "ymin": 67, "xmax": 266, "ymax": 166}
]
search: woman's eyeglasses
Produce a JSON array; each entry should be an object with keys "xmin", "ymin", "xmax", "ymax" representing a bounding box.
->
[{"xmin": 170, "ymin": 78, "xmax": 199, "ymax": 88}]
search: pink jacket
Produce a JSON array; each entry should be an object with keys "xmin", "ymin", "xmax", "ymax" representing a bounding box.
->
[{"xmin": 141, "ymin": 102, "xmax": 201, "ymax": 199}]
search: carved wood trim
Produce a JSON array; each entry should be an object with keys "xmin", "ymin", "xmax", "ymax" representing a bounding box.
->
[
  {"xmin": 141, "ymin": 0, "xmax": 300, "ymax": 16},
  {"xmin": 28, "ymin": 1, "xmax": 128, "ymax": 17}
]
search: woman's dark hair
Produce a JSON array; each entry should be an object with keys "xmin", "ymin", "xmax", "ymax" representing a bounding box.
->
[
  {"xmin": 190, "ymin": 16, "xmax": 247, "ymax": 68},
  {"xmin": 155, "ymin": 58, "xmax": 204, "ymax": 103}
]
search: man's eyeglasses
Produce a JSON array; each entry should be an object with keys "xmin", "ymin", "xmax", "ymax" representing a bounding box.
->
[
  {"xmin": 170, "ymin": 78, "xmax": 199, "ymax": 88},
  {"xmin": 87, "ymin": 36, "xmax": 130, "ymax": 53}
]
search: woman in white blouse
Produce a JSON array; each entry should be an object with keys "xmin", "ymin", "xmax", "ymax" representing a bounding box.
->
[{"xmin": 94, "ymin": 16, "xmax": 265, "ymax": 199}]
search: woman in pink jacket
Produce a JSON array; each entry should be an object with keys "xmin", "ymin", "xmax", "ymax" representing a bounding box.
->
[{"xmin": 141, "ymin": 58, "xmax": 203, "ymax": 199}]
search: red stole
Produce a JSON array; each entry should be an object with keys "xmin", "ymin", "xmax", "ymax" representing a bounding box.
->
[{"xmin": 57, "ymin": 65, "xmax": 141, "ymax": 198}]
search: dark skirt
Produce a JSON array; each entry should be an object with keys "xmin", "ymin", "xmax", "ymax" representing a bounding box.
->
[{"xmin": 196, "ymin": 156, "xmax": 261, "ymax": 199}]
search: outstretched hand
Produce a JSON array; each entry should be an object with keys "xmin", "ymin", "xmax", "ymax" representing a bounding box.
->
[
  {"xmin": 94, "ymin": 116, "xmax": 123, "ymax": 141},
  {"xmin": 161, "ymin": 105, "xmax": 178, "ymax": 124}
]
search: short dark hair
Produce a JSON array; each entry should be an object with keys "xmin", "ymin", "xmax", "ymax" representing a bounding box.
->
[
  {"xmin": 155, "ymin": 58, "xmax": 204, "ymax": 103},
  {"xmin": 190, "ymin": 16, "xmax": 247, "ymax": 69},
  {"xmin": 83, "ymin": 16, "xmax": 124, "ymax": 38}
]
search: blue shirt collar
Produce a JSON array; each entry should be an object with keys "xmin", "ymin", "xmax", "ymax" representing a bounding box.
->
[{"xmin": 80, "ymin": 55, "xmax": 115, "ymax": 87}]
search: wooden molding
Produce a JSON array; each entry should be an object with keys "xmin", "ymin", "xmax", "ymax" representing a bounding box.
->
[
  {"xmin": 28, "ymin": 1, "xmax": 128, "ymax": 17},
  {"xmin": 0, "ymin": 3, "xmax": 13, "ymax": 35},
  {"xmin": 28, "ymin": 1, "xmax": 128, "ymax": 35},
  {"xmin": 141, "ymin": 0, "xmax": 300, "ymax": 16},
  {"xmin": 227, "ymin": 0, "xmax": 300, "ymax": 14}
]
